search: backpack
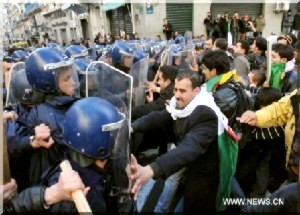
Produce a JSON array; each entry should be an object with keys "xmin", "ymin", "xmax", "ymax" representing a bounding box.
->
[{"xmin": 223, "ymin": 81, "xmax": 255, "ymax": 148}]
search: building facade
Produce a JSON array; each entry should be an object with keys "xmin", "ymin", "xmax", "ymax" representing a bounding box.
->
[{"xmin": 4, "ymin": 1, "xmax": 295, "ymax": 45}]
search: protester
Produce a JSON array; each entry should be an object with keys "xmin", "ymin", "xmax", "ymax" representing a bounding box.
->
[
  {"xmin": 162, "ymin": 18, "xmax": 173, "ymax": 40},
  {"xmin": 233, "ymin": 40, "xmax": 251, "ymax": 86},
  {"xmin": 131, "ymin": 69, "xmax": 238, "ymax": 213}
]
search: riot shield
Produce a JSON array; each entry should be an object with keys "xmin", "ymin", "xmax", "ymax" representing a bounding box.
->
[
  {"xmin": 97, "ymin": 46, "xmax": 111, "ymax": 64},
  {"xmin": 5, "ymin": 62, "xmax": 26, "ymax": 107},
  {"xmin": 85, "ymin": 61, "xmax": 133, "ymax": 212},
  {"xmin": 85, "ymin": 61, "xmax": 133, "ymax": 122},
  {"xmin": 129, "ymin": 56, "xmax": 149, "ymax": 107},
  {"xmin": 165, "ymin": 44, "xmax": 193, "ymax": 71},
  {"xmin": 87, "ymin": 47, "xmax": 97, "ymax": 61},
  {"xmin": 127, "ymin": 40, "xmax": 142, "ymax": 51}
]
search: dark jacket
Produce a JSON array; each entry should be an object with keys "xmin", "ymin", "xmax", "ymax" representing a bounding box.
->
[
  {"xmin": 292, "ymin": 14, "xmax": 300, "ymax": 30},
  {"xmin": 204, "ymin": 17, "xmax": 214, "ymax": 32},
  {"xmin": 231, "ymin": 18, "xmax": 246, "ymax": 33},
  {"xmin": 3, "ymin": 159, "xmax": 130, "ymax": 214},
  {"xmin": 7, "ymin": 104, "xmax": 32, "ymax": 156},
  {"xmin": 240, "ymin": 182, "xmax": 300, "ymax": 214},
  {"xmin": 4, "ymin": 157, "xmax": 132, "ymax": 215},
  {"xmin": 113, "ymin": 62, "xmax": 130, "ymax": 74},
  {"xmin": 282, "ymin": 70, "xmax": 298, "ymax": 94},
  {"xmin": 6, "ymin": 104, "xmax": 32, "ymax": 192},
  {"xmin": 132, "ymin": 83, "xmax": 174, "ymax": 121},
  {"xmin": 288, "ymin": 90, "xmax": 299, "ymax": 181},
  {"xmin": 212, "ymin": 80, "xmax": 238, "ymax": 128},
  {"xmin": 248, "ymin": 52, "xmax": 266, "ymax": 71},
  {"xmin": 132, "ymin": 105, "xmax": 219, "ymax": 213},
  {"xmin": 17, "ymin": 95, "xmax": 77, "ymax": 186},
  {"xmin": 213, "ymin": 78, "xmax": 253, "ymax": 148},
  {"xmin": 3, "ymin": 186, "xmax": 46, "ymax": 214},
  {"xmin": 163, "ymin": 23, "xmax": 173, "ymax": 40}
]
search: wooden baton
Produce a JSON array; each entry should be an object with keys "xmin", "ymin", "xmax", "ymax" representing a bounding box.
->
[{"xmin": 60, "ymin": 160, "xmax": 93, "ymax": 214}]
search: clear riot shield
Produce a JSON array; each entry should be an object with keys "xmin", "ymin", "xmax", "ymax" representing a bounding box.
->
[
  {"xmin": 127, "ymin": 41, "xmax": 142, "ymax": 51},
  {"xmin": 129, "ymin": 56, "xmax": 149, "ymax": 107},
  {"xmin": 5, "ymin": 62, "xmax": 26, "ymax": 107},
  {"xmin": 85, "ymin": 61, "xmax": 133, "ymax": 212},
  {"xmin": 85, "ymin": 61, "xmax": 133, "ymax": 122},
  {"xmin": 180, "ymin": 46, "xmax": 194, "ymax": 71},
  {"xmin": 87, "ymin": 47, "xmax": 97, "ymax": 61},
  {"xmin": 150, "ymin": 41, "xmax": 168, "ymax": 63},
  {"xmin": 165, "ymin": 45, "xmax": 193, "ymax": 71},
  {"xmin": 98, "ymin": 47, "xmax": 111, "ymax": 64}
]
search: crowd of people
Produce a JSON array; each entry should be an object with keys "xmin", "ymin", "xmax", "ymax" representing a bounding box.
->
[
  {"xmin": 1, "ymin": 5, "xmax": 300, "ymax": 215},
  {"xmin": 201, "ymin": 10, "xmax": 300, "ymax": 45}
]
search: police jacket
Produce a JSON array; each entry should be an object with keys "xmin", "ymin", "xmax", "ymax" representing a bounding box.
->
[
  {"xmin": 113, "ymin": 62, "xmax": 130, "ymax": 74},
  {"xmin": 3, "ymin": 159, "xmax": 132, "ymax": 214},
  {"xmin": 17, "ymin": 95, "xmax": 78, "ymax": 186},
  {"xmin": 6, "ymin": 104, "xmax": 31, "ymax": 156},
  {"xmin": 132, "ymin": 105, "xmax": 219, "ymax": 213},
  {"xmin": 132, "ymin": 83, "xmax": 174, "ymax": 121},
  {"xmin": 6, "ymin": 104, "xmax": 32, "ymax": 191}
]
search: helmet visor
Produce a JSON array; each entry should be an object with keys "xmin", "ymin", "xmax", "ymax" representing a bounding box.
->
[{"xmin": 45, "ymin": 60, "xmax": 80, "ymax": 97}]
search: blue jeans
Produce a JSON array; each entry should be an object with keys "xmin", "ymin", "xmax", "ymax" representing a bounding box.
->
[
  {"xmin": 232, "ymin": 28, "xmax": 238, "ymax": 45},
  {"xmin": 136, "ymin": 179, "xmax": 156, "ymax": 212},
  {"xmin": 231, "ymin": 176, "xmax": 246, "ymax": 198},
  {"xmin": 154, "ymin": 168, "xmax": 185, "ymax": 214},
  {"xmin": 174, "ymin": 196, "xmax": 184, "ymax": 213}
]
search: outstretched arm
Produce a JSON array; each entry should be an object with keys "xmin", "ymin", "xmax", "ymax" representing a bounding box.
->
[{"xmin": 240, "ymin": 90, "xmax": 296, "ymax": 128}]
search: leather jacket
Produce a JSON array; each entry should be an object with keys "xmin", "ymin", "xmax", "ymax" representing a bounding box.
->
[
  {"xmin": 3, "ymin": 186, "xmax": 46, "ymax": 214},
  {"xmin": 213, "ymin": 79, "xmax": 238, "ymax": 128}
]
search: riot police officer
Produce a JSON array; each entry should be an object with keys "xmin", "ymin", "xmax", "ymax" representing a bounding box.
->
[
  {"xmin": 16, "ymin": 47, "xmax": 80, "ymax": 186},
  {"xmin": 5, "ymin": 64, "xmax": 45, "ymax": 191},
  {"xmin": 4, "ymin": 97, "xmax": 134, "ymax": 214},
  {"xmin": 111, "ymin": 41, "xmax": 134, "ymax": 73}
]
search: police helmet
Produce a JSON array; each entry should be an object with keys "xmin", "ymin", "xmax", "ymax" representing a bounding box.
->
[
  {"xmin": 111, "ymin": 41, "xmax": 134, "ymax": 64},
  {"xmin": 63, "ymin": 97, "xmax": 125, "ymax": 160},
  {"xmin": 25, "ymin": 47, "xmax": 77, "ymax": 94}
]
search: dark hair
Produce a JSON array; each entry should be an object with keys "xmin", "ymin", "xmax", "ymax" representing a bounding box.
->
[
  {"xmin": 272, "ymin": 43, "xmax": 294, "ymax": 61},
  {"xmin": 206, "ymin": 37, "xmax": 216, "ymax": 44},
  {"xmin": 202, "ymin": 50, "xmax": 230, "ymax": 75},
  {"xmin": 176, "ymin": 69, "xmax": 202, "ymax": 89},
  {"xmin": 255, "ymin": 36, "xmax": 267, "ymax": 53},
  {"xmin": 251, "ymin": 70, "xmax": 266, "ymax": 87},
  {"xmin": 7, "ymin": 47, "xmax": 16, "ymax": 56},
  {"xmin": 238, "ymin": 40, "xmax": 250, "ymax": 54},
  {"xmin": 195, "ymin": 44, "xmax": 203, "ymax": 50},
  {"xmin": 255, "ymin": 87, "xmax": 283, "ymax": 108},
  {"xmin": 160, "ymin": 65, "xmax": 178, "ymax": 83},
  {"xmin": 214, "ymin": 38, "xmax": 228, "ymax": 51},
  {"xmin": 3, "ymin": 56, "xmax": 14, "ymax": 63}
]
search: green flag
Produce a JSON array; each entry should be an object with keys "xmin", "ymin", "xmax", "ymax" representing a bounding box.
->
[{"xmin": 269, "ymin": 63, "xmax": 286, "ymax": 90}]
